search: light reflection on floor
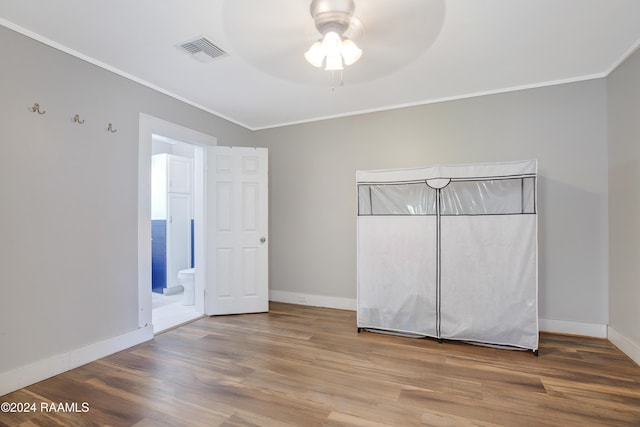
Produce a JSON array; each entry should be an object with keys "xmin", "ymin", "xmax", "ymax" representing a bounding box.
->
[{"xmin": 152, "ymin": 292, "xmax": 203, "ymax": 334}]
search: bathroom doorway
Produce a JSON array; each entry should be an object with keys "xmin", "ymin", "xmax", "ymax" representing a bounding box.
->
[
  {"xmin": 150, "ymin": 135, "xmax": 204, "ymax": 333},
  {"xmin": 138, "ymin": 114, "xmax": 268, "ymax": 334},
  {"xmin": 138, "ymin": 113, "xmax": 215, "ymax": 335}
]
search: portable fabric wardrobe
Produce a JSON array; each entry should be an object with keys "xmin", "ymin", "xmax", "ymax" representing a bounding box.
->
[{"xmin": 356, "ymin": 160, "xmax": 538, "ymax": 351}]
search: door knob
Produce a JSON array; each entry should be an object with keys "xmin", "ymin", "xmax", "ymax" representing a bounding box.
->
[{"xmin": 260, "ymin": 237, "xmax": 266, "ymax": 243}]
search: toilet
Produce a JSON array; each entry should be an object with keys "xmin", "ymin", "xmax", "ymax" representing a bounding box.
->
[{"xmin": 177, "ymin": 268, "xmax": 195, "ymax": 305}]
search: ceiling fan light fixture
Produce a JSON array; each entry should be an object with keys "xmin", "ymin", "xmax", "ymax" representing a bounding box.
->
[
  {"xmin": 322, "ymin": 31, "xmax": 343, "ymax": 56},
  {"xmin": 325, "ymin": 53, "xmax": 344, "ymax": 71},
  {"xmin": 305, "ymin": 41, "xmax": 324, "ymax": 67},
  {"xmin": 305, "ymin": 0, "xmax": 362, "ymax": 76},
  {"xmin": 341, "ymin": 38, "xmax": 362, "ymax": 65}
]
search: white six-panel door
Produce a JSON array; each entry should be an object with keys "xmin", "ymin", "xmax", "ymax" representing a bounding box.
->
[{"xmin": 205, "ymin": 146, "xmax": 268, "ymax": 315}]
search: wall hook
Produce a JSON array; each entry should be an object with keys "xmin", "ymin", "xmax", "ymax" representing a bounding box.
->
[
  {"xmin": 73, "ymin": 114, "xmax": 85, "ymax": 124},
  {"xmin": 30, "ymin": 103, "xmax": 46, "ymax": 114},
  {"xmin": 106, "ymin": 123, "xmax": 117, "ymax": 133}
]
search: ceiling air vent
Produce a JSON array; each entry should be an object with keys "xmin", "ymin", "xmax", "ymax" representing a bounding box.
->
[{"xmin": 178, "ymin": 37, "xmax": 227, "ymax": 62}]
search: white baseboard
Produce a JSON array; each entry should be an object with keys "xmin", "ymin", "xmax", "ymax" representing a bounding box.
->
[
  {"xmin": 269, "ymin": 290, "xmax": 356, "ymax": 311},
  {"xmin": 2, "ymin": 307, "xmax": 631, "ymax": 399},
  {"xmin": 269, "ymin": 292, "xmax": 610, "ymax": 340},
  {"xmin": 538, "ymin": 318, "xmax": 607, "ymax": 338},
  {"xmin": 0, "ymin": 326, "xmax": 153, "ymax": 397},
  {"xmin": 608, "ymin": 326, "xmax": 640, "ymax": 366}
]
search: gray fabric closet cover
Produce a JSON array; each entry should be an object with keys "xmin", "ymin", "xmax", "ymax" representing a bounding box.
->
[{"xmin": 357, "ymin": 160, "xmax": 538, "ymax": 351}]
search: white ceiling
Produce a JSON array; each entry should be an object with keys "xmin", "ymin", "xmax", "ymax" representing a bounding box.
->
[{"xmin": 1, "ymin": 0, "xmax": 640, "ymax": 130}]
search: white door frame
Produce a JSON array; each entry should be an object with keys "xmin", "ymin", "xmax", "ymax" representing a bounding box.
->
[{"xmin": 138, "ymin": 113, "xmax": 216, "ymax": 328}]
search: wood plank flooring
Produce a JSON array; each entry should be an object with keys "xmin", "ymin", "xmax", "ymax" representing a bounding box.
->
[{"xmin": 1, "ymin": 302, "xmax": 639, "ymax": 426}]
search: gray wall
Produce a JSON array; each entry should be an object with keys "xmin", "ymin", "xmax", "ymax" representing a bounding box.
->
[
  {"xmin": 0, "ymin": 26, "xmax": 252, "ymax": 374},
  {"xmin": 0, "ymin": 21, "xmax": 622, "ymax": 377},
  {"xmin": 257, "ymin": 80, "xmax": 609, "ymax": 326},
  {"xmin": 608, "ymin": 47, "xmax": 640, "ymax": 347}
]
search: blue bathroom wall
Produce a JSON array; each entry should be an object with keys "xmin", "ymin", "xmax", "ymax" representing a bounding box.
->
[
  {"xmin": 151, "ymin": 220, "xmax": 166, "ymax": 293},
  {"xmin": 152, "ymin": 218, "xmax": 194, "ymax": 293},
  {"xmin": 191, "ymin": 219, "xmax": 195, "ymax": 268}
]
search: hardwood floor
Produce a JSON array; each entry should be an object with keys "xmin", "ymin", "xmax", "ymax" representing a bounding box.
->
[{"xmin": 2, "ymin": 302, "xmax": 639, "ymax": 426}]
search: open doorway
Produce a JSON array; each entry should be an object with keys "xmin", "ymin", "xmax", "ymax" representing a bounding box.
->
[
  {"xmin": 151, "ymin": 135, "xmax": 203, "ymax": 333},
  {"xmin": 138, "ymin": 114, "xmax": 269, "ymax": 332},
  {"xmin": 138, "ymin": 114, "xmax": 216, "ymax": 334}
]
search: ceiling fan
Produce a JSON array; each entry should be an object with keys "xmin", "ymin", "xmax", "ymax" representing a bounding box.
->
[
  {"xmin": 221, "ymin": 0, "xmax": 446, "ymax": 85},
  {"xmin": 304, "ymin": 0, "xmax": 364, "ymax": 71}
]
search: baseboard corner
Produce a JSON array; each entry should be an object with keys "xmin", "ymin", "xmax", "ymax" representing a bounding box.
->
[
  {"xmin": 538, "ymin": 318, "xmax": 607, "ymax": 338},
  {"xmin": 608, "ymin": 326, "xmax": 640, "ymax": 366}
]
